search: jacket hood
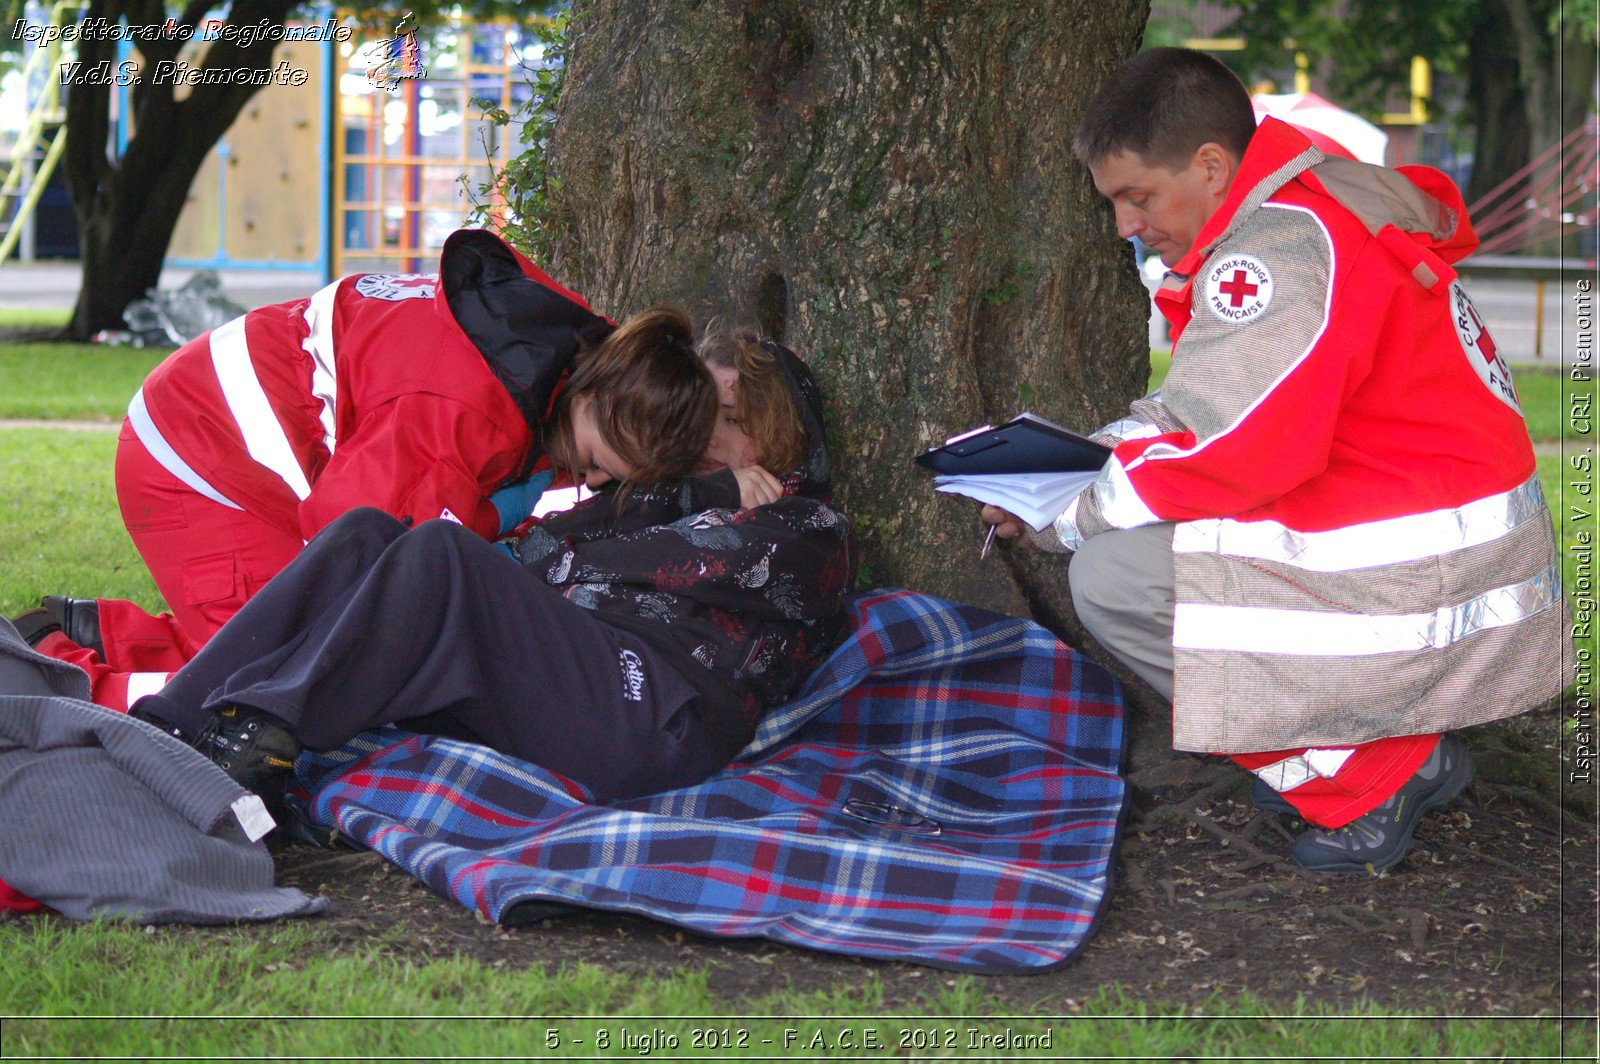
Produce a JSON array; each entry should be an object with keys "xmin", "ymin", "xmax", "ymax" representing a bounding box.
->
[
  {"xmin": 439, "ymin": 229, "xmax": 616, "ymax": 473},
  {"xmin": 1303, "ymin": 156, "xmax": 1478, "ymax": 264},
  {"xmin": 1176, "ymin": 119, "xmax": 1478, "ymax": 281},
  {"xmin": 760, "ymin": 337, "xmax": 832, "ymax": 502}
]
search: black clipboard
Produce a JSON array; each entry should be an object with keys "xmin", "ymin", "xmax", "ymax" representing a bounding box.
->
[{"xmin": 914, "ymin": 412, "xmax": 1111, "ymax": 475}]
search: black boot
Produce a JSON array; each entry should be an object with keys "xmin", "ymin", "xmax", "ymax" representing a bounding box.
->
[
  {"xmin": 193, "ymin": 706, "xmax": 303, "ymax": 796},
  {"xmin": 40, "ymin": 596, "xmax": 105, "ymax": 659}
]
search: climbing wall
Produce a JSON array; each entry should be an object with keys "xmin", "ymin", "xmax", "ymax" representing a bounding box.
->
[{"xmin": 167, "ymin": 37, "xmax": 324, "ymax": 267}]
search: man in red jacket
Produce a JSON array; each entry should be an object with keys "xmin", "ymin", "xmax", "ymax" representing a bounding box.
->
[
  {"xmin": 20, "ymin": 230, "xmax": 612, "ymax": 711},
  {"xmin": 983, "ymin": 48, "xmax": 1566, "ymax": 873}
]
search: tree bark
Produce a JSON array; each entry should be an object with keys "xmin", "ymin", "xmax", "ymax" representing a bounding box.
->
[
  {"xmin": 62, "ymin": 0, "xmax": 297, "ymax": 339},
  {"xmin": 1463, "ymin": 3, "xmax": 1529, "ymax": 208},
  {"xmin": 546, "ymin": 0, "xmax": 1152, "ymax": 644},
  {"xmin": 1496, "ymin": 0, "xmax": 1596, "ymax": 255}
]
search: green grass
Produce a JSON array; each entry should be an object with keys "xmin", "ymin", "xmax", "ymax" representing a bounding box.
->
[
  {"xmin": 0, "ymin": 342, "xmax": 169, "ymax": 421},
  {"xmin": 0, "ymin": 921, "xmax": 1570, "ymax": 1058},
  {"xmin": 1516, "ymin": 368, "xmax": 1581, "ymax": 443},
  {"xmin": 0, "ymin": 341, "xmax": 1590, "ymax": 1052},
  {"xmin": 0, "ymin": 428, "xmax": 164, "ymax": 617},
  {"xmin": 1149, "ymin": 350, "xmax": 1582, "ymax": 443},
  {"xmin": 0, "ymin": 306, "xmax": 70, "ymax": 330}
]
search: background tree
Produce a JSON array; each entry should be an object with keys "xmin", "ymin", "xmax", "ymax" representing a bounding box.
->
[
  {"xmin": 1, "ymin": 0, "xmax": 528, "ymax": 340},
  {"xmin": 544, "ymin": 0, "xmax": 1151, "ymax": 651},
  {"xmin": 1214, "ymin": 0, "xmax": 1596, "ymax": 209},
  {"xmin": 530, "ymin": 0, "xmax": 1204, "ymax": 767}
]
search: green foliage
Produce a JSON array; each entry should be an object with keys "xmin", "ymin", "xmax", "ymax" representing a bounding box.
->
[
  {"xmin": 1202, "ymin": 0, "xmax": 1587, "ymax": 123},
  {"xmin": 462, "ymin": 8, "xmax": 570, "ymax": 263},
  {"xmin": 1205, "ymin": 0, "xmax": 1470, "ymax": 116},
  {"xmin": 981, "ymin": 262, "xmax": 1037, "ymax": 308}
]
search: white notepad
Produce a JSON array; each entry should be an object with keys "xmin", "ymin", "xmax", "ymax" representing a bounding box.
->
[{"xmin": 935, "ymin": 469, "xmax": 1099, "ymax": 532}]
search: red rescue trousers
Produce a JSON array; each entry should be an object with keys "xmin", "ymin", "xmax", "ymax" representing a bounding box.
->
[
  {"xmin": 33, "ymin": 420, "xmax": 303, "ymax": 710},
  {"xmin": 1230, "ymin": 734, "xmax": 1439, "ymax": 828}
]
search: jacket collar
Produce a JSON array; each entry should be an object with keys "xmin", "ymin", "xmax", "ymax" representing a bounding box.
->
[{"xmin": 1168, "ymin": 118, "xmax": 1327, "ymax": 280}]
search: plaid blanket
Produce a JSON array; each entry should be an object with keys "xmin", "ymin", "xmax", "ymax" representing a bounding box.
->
[{"xmin": 290, "ymin": 589, "xmax": 1127, "ymax": 972}]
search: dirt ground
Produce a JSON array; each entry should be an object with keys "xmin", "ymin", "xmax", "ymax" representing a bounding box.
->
[{"xmin": 242, "ymin": 710, "xmax": 1597, "ymax": 1018}]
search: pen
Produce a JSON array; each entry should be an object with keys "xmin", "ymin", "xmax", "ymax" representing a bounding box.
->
[{"xmin": 980, "ymin": 522, "xmax": 998, "ymax": 560}]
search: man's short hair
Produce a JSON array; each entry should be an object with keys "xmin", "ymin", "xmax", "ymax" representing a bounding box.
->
[{"xmin": 1073, "ymin": 47, "xmax": 1258, "ymax": 170}]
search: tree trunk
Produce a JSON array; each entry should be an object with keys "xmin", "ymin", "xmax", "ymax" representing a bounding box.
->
[
  {"xmin": 547, "ymin": 0, "xmax": 1152, "ymax": 642},
  {"xmin": 1498, "ymin": 0, "xmax": 1596, "ymax": 256},
  {"xmin": 1463, "ymin": 3, "xmax": 1529, "ymax": 208},
  {"xmin": 62, "ymin": 0, "xmax": 296, "ymax": 339}
]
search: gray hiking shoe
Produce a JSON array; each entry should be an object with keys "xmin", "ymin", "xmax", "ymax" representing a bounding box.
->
[
  {"xmin": 1290, "ymin": 734, "xmax": 1473, "ymax": 874},
  {"xmin": 1250, "ymin": 776, "xmax": 1297, "ymax": 815}
]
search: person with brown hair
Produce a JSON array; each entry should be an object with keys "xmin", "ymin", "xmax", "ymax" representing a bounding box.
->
[
  {"xmin": 128, "ymin": 328, "xmax": 854, "ymax": 806},
  {"xmin": 15, "ymin": 231, "xmax": 713, "ymax": 714},
  {"xmin": 979, "ymin": 47, "xmax": 1564, "ymax": 873}
]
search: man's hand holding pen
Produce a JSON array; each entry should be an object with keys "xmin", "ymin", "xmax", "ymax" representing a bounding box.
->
[{"xmin": 979, "ymin": 504, "xmax": 1027, "ymax": 558}]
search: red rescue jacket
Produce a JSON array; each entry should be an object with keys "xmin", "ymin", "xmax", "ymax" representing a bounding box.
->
[{"xmin": 130, "ymin": 230, "xmax": 610, "ymax": 543}]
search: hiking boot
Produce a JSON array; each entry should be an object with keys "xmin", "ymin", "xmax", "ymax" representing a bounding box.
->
[
  {"xmin": 9, "ymin": 607, "xmax": 61, "ymax": 648},
  {"xmin": 1249, "ymin": 776, "xmax": 1297, "ymax": 815},
  {"xmin": 40, "ymin": 596, "xmax": 105, "ymax": 659},
  {"xmin": 1290, "ymin": 734, "xmax": 1474, "ymax": 874},
  {"xmin": 9, "ymin": 597, "xmax": 104, "ymax": 657},
  {"xmin": 193, "ymin": 706, "xmax": 302, "ymax": 795}
]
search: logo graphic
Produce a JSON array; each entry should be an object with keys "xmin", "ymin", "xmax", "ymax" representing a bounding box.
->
[
  {"xmin": 438, "ymin": 508, "xmax": 462, "ymax": 524},
  {"xmin": 619, "ymin": 650, "xmax": 647, "ymax": 702},
  {"xmin": 1203, "ymin": 254, "xmax": 1274, "ymax": 324},
  {"xmin": 354, "ymin": 273, "xmax": 436, "ymax": 300},
  {"xmin": 1450, "ymin": 282, "xmax": 1520, "ymax": 413},
  {"xmin": 364, "ymin": 11, "xmax": 426, "ymax": 93}
]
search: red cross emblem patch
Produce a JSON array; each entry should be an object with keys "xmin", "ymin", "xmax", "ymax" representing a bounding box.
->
[
  {"xmin": 353, "ymin": 273, "xmax": 437, "ymax": 301},
  {"xmin": 1203, "ymin": 254, "xmax": 1274, "ymax": 324},
  {"xmin": 1450, "ymin": 282, "xmax": 1521, "ymax": 413}
]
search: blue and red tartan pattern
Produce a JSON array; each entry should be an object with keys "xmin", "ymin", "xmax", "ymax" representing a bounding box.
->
[{"xmin": 289, "ymin": 589, "xmax": 1127, "ymax": 972}]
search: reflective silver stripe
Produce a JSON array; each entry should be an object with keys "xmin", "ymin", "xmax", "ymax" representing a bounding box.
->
[
  {"xmin": 1173, "ymin": 475, "xmax": 1547, "ymax": 573},
  {"xmin": 1094, "ymin": 456, "xmax": 1163, "ymax": 530},
  {"xmin": 1174, "ymin": 564, "xmax": 1562, "ymax": 656},
  {"xmin": 1252, "ymin": 747, "xmax": 1355, "ymax": 791},
  {"xmin": 301, "ymin": 280, "xmax": 341, "ymax": 455},
  {"xmin": 1052, "ymin": 492, "xmax": 1087, "ymax": 551},
  {"xmin": 210, "ymin": 315, "xmax": 313, "ymax": 500},
  {"xmin": 127, "ymin": 388, "xmax": 243, "ymax": 511},
  {"xmin": 1137, "ymin": 203, "xmax": 1336, "ymax": 469},
  {"xmin": 1096, "ymin": 418, "xmax": 1164, "ymax": 443},
  {"xmin": 124, "ymin": 671, "xmax": 170, "ymax": 705}
]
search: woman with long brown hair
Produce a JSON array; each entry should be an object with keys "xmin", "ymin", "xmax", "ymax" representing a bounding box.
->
[
  {"xmin": 130, "ymin": 326, "xmax": 854, "ymax": 808},
  {"xmin": 17, "ymin": 231, "xmax": 715, "ymax": 715}
]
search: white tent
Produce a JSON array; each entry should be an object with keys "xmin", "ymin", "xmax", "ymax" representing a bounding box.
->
[{"xmin": 1252, "ymin": 92, "xmax": 1389, "ymax": 166}]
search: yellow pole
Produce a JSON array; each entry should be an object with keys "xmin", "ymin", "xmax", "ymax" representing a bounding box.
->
[
  {"xmin": 1535, "ymin": 278, "xmax": 1546, "ymax": 359},
  {"xmin": 0, "ymin": 127, "xmax": 67, "ymax": 263}
]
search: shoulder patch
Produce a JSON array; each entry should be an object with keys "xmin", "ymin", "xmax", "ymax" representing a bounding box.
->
[
  {"xmin": 1449, "ymin": 282, "xmax": 1521, "ymax": 413},
  {"xmin": 354, "ymin": 273, "xmax": 437, "ymax": 301},
  {"xmin": 1203, "ymin": 254, "xmax": 1274, "ymax": 324}
]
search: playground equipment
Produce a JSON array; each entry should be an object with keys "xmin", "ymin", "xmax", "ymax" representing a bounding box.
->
[
  {"xmin": 0, "ymin": 1, "xmax": 83, "ymax": 265},
  {"xmin": 1, "ymin": 9, "xmax": 540, "ymax": 281}
]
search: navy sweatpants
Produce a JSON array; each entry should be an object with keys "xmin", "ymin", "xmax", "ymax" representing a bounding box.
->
[{"xmin": 138, "ymin": 509, "xmax": 723, "ymax": 801}]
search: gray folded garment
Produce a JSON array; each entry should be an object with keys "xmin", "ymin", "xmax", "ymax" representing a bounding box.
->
[{"xmin": 0, "ymin": 617, "xmax": 327, "ymax": 923}]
